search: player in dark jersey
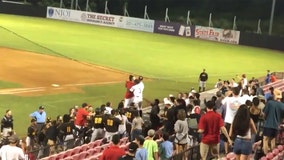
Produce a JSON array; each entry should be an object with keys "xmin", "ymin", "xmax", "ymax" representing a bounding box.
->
[
  {"xmin": 124, "ymin": 104, "xmax": 138, "ymax": 141},
  {"xmin": 58, "ymin": 114, "xmax": 76, "ymax": 151},
  {"xmin": 91, "ymin": 108, "xmax": 105, "ymax": 141},
  {"xmin": 104, "ymin": 109, "xmax": 121, "ymax": 142},
  {"xmin": 199, "ymin": 69, "xmax": 208, "ymax": 92}
]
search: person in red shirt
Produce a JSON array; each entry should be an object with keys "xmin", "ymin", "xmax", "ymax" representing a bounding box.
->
[
  {"xmin": 270, "ymin": 73, "xmax": 277, "ymax": 82},
  {"xmin": 74, "ymin": 103, "xmax": 92, "ymax": 129},
  {"xmin": 124, "ymin": 75, "xmax": 135, "ymax": 108},
  {"xmin": 198, "ymin": 100, "xmax": 232, "ymax": 160},
  {"xmin": 100, "ymin": 134, "xmax": 125, "ymax": 160}
]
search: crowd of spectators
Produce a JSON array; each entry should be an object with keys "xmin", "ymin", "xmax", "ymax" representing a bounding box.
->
[{"xmin": 0, "ymin": 73, "xmax": 283, "ymax": 160}]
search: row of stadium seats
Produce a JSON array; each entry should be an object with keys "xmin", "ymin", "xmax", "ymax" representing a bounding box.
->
[
  {"xmin": 223, "ymin": 145, "xmax": 284, "ymax": 160},
  {"xmin": 41, "ymin": 137, "xmax": 129, "ymax": 160},
  {"xmin": 263, "ymin": 79, "xmax": 284, "ymax": 93}
]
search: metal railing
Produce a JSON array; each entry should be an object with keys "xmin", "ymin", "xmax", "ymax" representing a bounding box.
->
[{"xmin": 170, "ymin": 144, "xmax": 201, "ymax": 160}]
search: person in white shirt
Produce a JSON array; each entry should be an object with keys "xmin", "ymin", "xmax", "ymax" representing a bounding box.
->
[
  {"xmin": 115, "ymin": 109, "xmax": 129, "ymax": 138},
  {"xmin": 0, "ymin": 135, "xmax": 25, "ymax": 160},
  {"xmin": 104, "ymin": 102, "xmax": 113, "ymax": 115},
  {"xmin": 221, "ymin": 87, "xmax": 244, "ymax": 154},
  {"xmin": 241, "ymin": 74, "xmax": 248, "ymax": 89},
  {"xmin": 130, "ymin": 76, "xmax": 144, "ymax": 116}
]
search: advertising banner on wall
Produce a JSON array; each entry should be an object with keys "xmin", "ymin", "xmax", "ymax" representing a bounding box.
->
[
  {"xmin": 194, "ymin": 26, "xmax": 240, "ymax": 44},
  {"xmin": 118, "ymin": 17, "xmax": 154, "ymax": 33},
  {"xmin": 154, "ymin": 21, "xmax": 181, "ymax": 36},
  {"xmin": 46, "ymin": 7, "xmax": 121, "ymax": 28}
]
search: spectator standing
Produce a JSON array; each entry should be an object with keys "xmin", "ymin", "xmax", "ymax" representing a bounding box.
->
[
  {"xmin": 119, "ymin": 142, "xmax": 139, "ymax": 160},
  {"xmin": 159, "ymin": 132, "xmax": 173, "ymax": 160},
  {"xmin": 0, "ymin": 135, "xmax": 25, "ymax": 160},
  {"xmin": 100, "ymin": 134, "xmax": 125, "ymax": 160},
  {"xmin": 271, "ymin": 73, "xmax": 277, "ymax": 82},
  {"xmin": 199, "ymin": 69, "xmax": 208, "ymax": 92},
  {"xmin": 29, "ymin": 106, "xmax": 46, "ymax": 135},
  {"xmin": 1, "ymin": 109, "xmax": 14, "ymax": 137},
  {"xmin": 198, "ymin": 100, "xmax": 232, "ymax": 160},
  {"xmin": 105, "ymin": 102, "xmax": 113, "ymax": 115},
  {"xmin": 124, "ymin": 75, "xmax": 135, "ymax": 108},
  {"xmin": 262, "ymin": 89, "xmax": 284, "ymax": 154},
  {"xmin": 161, "ymin": 100, "xmax": 175, "ymax": 135},
  {"xmin": 229, "ymin": 104, "xmax": 257, "ymax": 160},
  {"xmin": 265, "ymin": 70, "xmax": 271, "ymax": 84},
  {"xmin": 131, "ymin": 110, "xmax": 144, "ymax": 141},
  {"xmin": 45, "ymin": 120, "xmax": 58, "ymax": 155},
  {"xmin": 174, "ymin": 109, "xmax": 188, "ymax": 160},
  {"xmin": 143, "ymin": 129, "xmax": 158, "ymax": 160},
  {"xmin": 135, "ymin": 135, "xmax": 148, "ymax": 160},
  {"xmin": 116, "ymin": 109, "xmax": 128, "ymax": 138},
  {"xmin": 221, "ymin": 87, "xmax": 243, "ymax": 153},
  {"xmin": 150, "ymin": 99, "xmax": 161, "ymax": 130}
]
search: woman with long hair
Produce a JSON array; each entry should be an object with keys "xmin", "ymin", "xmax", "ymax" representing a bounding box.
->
[
  {"xmin": 229, "ymin": 104, "xmax": 257, "ymax": 160},
  {"xmin": 174, "ymin": 109, "xmax": 189, "ymax": 160}
]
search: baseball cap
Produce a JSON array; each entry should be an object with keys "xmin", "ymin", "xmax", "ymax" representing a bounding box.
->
[
  {"xmin": 8, "ymin": 135, "xmax": 19, "ymax": 143},
  {"xmin": 39, "ymin": 106, "xmax": 45, "ymax": 110},
  {"xmin": 128, "ymin": 142, "xmax": 138, "ymax": 153},
  {"xmin": 147, "ymin": 129, "xmax": 155, "ymax": 137},
  {"xmin": 31, "ymin": 118, "xmax": 36, "ymax": 123},
  {"xmin": 274, "ymin": 89, "xmax": 282, "ymax": 99}
]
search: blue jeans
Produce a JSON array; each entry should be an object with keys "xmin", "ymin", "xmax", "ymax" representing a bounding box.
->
[
  {"xmin": 233, "ymin": 137, "xmax": 252, "ymax": 155},
  {"xmin": 131, "ymin": 129, "xmax": 142, "ymax": 141}
]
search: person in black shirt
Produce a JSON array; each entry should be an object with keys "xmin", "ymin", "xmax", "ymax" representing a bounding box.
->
[
  {"xmin": 161, "ymin": 101, "xmax": 176, "ymax": 135},
  {"xmin": 119, "ymin": 142, "xmax": 138, "ymax": 160},
  {"xmin": 199, "ymin": 69, "xmax": 208, "ymax": 92},
  {"xmin": 125, "ymin": 105, "xmax": 137, "ymax": 140},
  {"xmin": 150, "ymin": 99, "xmax": 161, "ymax": 130},
  {"xmin": 104, "ymin": 109, "xmax": 121, "ymax": 142},
  {"xmin": 45, "ymin": 120, "xmax": 58, "ymax": 155},
  {"xmin": 27, "ymin": 118, "xmax": 37, "ymax": 150},
  {"xmin": 58, "ymin": 114, "xmax": 76, "ymax": 151},
  {"xmin": 1, "ymin": 109, "xmax": 13, "ymax": 137},
  {"xmin": 91, "ymin": 108, "xmax": 105, "ymax": 141}
]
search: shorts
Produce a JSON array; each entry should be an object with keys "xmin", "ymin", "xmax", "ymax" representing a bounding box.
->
[
  {"xmin": 200, "ymin": 142, "xmax": 220, "ymax": 159},
  {"xmin": 233, "ymin": 137, "xmax": 252, "ymax": 155},
  {"xmin": 221, "ymin": 123, "xmax": 231, "ymax": 142},
  {"xmin": 263, "ymin": 127, "xmax": 278, "ymax": 138}
]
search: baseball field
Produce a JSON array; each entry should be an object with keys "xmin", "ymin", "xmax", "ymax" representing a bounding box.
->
[{"xmin": 0, "ymin": 13, "xmax": 284, "ymax": 136}]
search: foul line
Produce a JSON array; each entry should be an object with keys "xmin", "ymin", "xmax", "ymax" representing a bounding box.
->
[{"xmin": 0, "ymin": 81, "xmax": 124, "ymax": 95}]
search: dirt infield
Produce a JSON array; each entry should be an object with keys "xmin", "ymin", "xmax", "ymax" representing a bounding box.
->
[{"xmin": 0, "ymin": 48, "xmax": 128, "ymax": 96}]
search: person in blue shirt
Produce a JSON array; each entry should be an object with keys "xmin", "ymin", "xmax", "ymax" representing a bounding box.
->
[
  {"xmin": 262, "ymin": 89, "xmax": 284, "ymax": 154},
  {"xmin": 159, "ymin": 132, "xmax": 173, "ymax": 160},
  {"xmin": 29, "ymin": 106, "xmax": 46, "ymax": 135},
  {"xmin": 135, "ymin": 135, "xmax": 148, "ymax": 160}
]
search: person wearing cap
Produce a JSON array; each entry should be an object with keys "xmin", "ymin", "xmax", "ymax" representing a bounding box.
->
[
  {"xmin": 26, "ymin": 118, "xmax": 37, "ymax": 150},
  {"xmin": 124, "ymin": 75, "xmax": 135, "ymax": 108},
  {"xmin": 104, "ymin": 101, "xmax": 113, "ymax": 115},
  {"xmin": 90, "ymin": 108, "xmax": 105, "ymax": 142},
  {"xmin": 199, "ymin": 69, "xmax": 208, "ymax": 92},
  {"xmin": 198, "ymin": 100, "xmax": 232, "ymax": 160},
  {"xmin": 0, "ymin": 135, "xmax": 25, "ymax": 160},
  {"xmin": 104, "ymin": 109, "xmax": 121, "ymax": 142},
  {"xmin": 135, "ymin": 135, "xmax": 147, "ymax": 160},
  {"xmin": 262, "ymin": 89, "xmax": 284, "ymax": 154},
  {"xmin": 29, "ymin": 106, "xmax": 46, "ymax": 135},
  {"xmin": 1, "ymin": 109, "xmax": 14, "ymax": 137},
  {"xmin": 119, "ymin": 142, "xmax": 139, "ymax": 160},
  {"xmin": 100, "ymin": 134, "xmax": 125, "ymax": 160},
  {"xmin": 143, "ymin": 129, "xmax": 158, "ymax": 160}
]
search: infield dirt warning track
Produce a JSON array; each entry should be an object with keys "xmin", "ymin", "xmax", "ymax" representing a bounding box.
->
[{"xmin": 0, "ymin": 47, "xmax": 128, "ymax": 96}]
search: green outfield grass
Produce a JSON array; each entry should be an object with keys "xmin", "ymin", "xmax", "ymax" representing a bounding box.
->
[{"xmin": 0, "ymin": 14, "xmax": 284, "ymax": 136}]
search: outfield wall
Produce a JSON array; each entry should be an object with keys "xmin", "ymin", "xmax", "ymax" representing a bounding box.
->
[{"xmin": 0, "ymin": 3, "xmax": 283, "ymax": 51}]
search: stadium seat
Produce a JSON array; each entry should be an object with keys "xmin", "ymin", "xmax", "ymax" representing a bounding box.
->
[
  {"xmin": 71, "ymin": 146, "xmax": 81, "ymax": 155},
  {"xmin": 88, "ymin": 148, "xmax": 99, "ymax": 155},
  {"xmin": 119, "ymin": 144, "xmax": 129, "ymax": 151},
  {"xmin": 78, "ymin": 151, "xmax": 89, "ymax": 159},
  {"xmin": 226, "ymin": 152, "xmax": 236, "ymax": 160},
  {"xmin": 63, "ymin": 149, "xmax": 73, "ymax": 158},
  {"xmin": 87, "ymin": 153, "xmax": 103, "ymax": 160},
  {"xmin": 80, "ymin": 143, "xmax": 89, "ymax": 152},
  {"xmin": 119, "ymin": 137, "xmax": 129, "ymax": 145},
  {"xmin": 63, "ymin": 157, "xmax": 73, "ymax": 160},
  {"xmin": 71, "ymin": 153, "xmax": 80, "ymax": 160},
  {"xmin": 89, "ymin": 139, "xmax": 104, "ymax": 148}
]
